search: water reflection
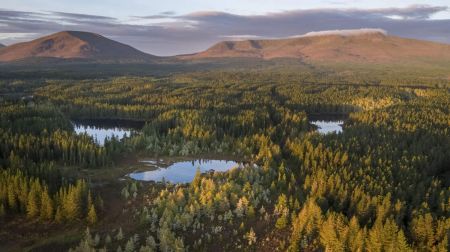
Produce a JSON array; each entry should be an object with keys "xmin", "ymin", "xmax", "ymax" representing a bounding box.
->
[
  {"xmin": 72, "ymin": 119, "xmax": 142, "ymax": 146},
  {"xmin": 129, "ymin": 159, "xmax": 240, "ymax": 183},
  {"xmin": 311, "ymin": 120, "xmax": 344, "ymax": 134}
]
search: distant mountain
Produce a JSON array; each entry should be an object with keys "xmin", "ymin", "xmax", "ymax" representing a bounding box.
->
[
  {"xmin": 0, "ymin": 31, "xmax": 156, "ymax": 63},
  {"xmin": 3, "ymin": 29, "xmax": 450, "ymax": 67},
  {"xmin": 0, "ymin": 43, "xmax": 5, "ymax": 48},
  {"xmin": 181, "ymin": 30, "xmax": 450, "ymax": 63}
]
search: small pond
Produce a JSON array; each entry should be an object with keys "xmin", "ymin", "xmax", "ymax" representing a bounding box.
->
[
  {"xmin": 72, "ymin": 119, "xmax": 144, "ymax": 146},
  {"xmin": 311, "ymin": 120, "xmax": 344, "ymax": 134},
  {"xmin": 309, "ymin": 114, "xmax": 347, "ymax": 134},
  {"xmin": 129, "ymin": 159, "xmax": 240, "ymax": 183}
]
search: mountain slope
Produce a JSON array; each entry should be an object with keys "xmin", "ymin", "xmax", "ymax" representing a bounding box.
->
[
  {"xmin": 0, "ymin": 31, "xmax": 156, "ymax": 62},
  {"xmin": 0, "ymin": 43, "xmax": 5, "ymax": 48},
  {"xmin": 181, "ymin": 30, "xmax": 450, "ymax": 63}
]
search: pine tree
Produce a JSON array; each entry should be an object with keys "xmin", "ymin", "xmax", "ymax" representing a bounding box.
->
[
  {"xmin": 87, "ymin": 191, "xmax": 94, "ymax": 212},
  {"xmin": 7, "ymin": 186, "xmax": 17, "ymax": 212},
  {"xmin": 87, "ymin": 204, "xmax": 98, "ymax": 225},
  {"xmin": 410, "ymin": 213, "xmax": 435, "ymax": 250},
  {"xmin": 55, "ymin": 206, "xmax": 64, "ymax": 223},
  {"xmin": 347, "ymin": 216, "xmax": 364, "ymax": 251},
  {"xmin": 275, "ymin": 212, "xmax": 288, "ymax": 229},
  {"xmin": 121, "ymin": 187, "xmax": 130, "ymax": 199},
  {"xmin": 130, "ymin": 182, "xmax": 138, "ymax": 193},
  {"xmin": 319, "ymin": 214, "xmax": 345, "ymax": 252},
  {"xmin": 64, "ymin": 186, "xmax": 81, "ymax": 221},
  {"xmin": 146, "ymin": 235, "xmax": 157, "ymax": 250},
  {"xmin": 26, "ymin": 188, "xmax": 40, "ymax": 218},
  {"xmin": 247, "ymin": 205, "xmax": 255, "ymax": 218},
  {"xmin": 395, "ymin": 229, "xmax": 412, "ymax": 252},
  {"xmin": 159, "ymin": 225, "xmax": 176, "ymax": 252},
  {"xmin": 116, "ymin": 227, "xmax": 124, "ymax": 241},
  {"xmin": 40, "ymin": 189, "xmax": 53, "ymax": 220},
  {"xmin": 174, "ymin": 237, "xmax": 185, "ymax": 252},
  {"xmin": 94, "ymin": 233, "xmax": 100, "ymax": 247},
  {"xmin": 84, "ymin": 227, "xmax": 94, "ymax": 247},
  {"xmin": 245, "ymin": 228, "xmax": 257, "ymax": 245},
  {"xmin": 125, "ymin": 237, "xmax": 135, "ymax": 252},
  {"xmin": 105, "ymin": 234, "xmax": 112, "ymax": 245},
  {"xmin": 191, "ymin": 167, "xmax": 202, "ymax": 189}
]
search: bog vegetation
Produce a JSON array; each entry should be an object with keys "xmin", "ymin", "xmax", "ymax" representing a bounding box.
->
[{"xmin": 0, "ymin": 72, "xmax": 448, "ymax": 251}]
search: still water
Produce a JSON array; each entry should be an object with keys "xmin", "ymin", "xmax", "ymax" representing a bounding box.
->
[
  {"xmin": 129, "ymin": 159, "xmax": 240, "ymax": 183},
  {"xmin": 311, "ymin": 120, "xmax": 344, "ymax": 134},
  {"xmin": 72, "ymin": 119, "xmax": 143, "ymax": 146}
]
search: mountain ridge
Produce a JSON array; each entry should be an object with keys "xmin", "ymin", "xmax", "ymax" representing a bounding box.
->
[
  {"xmin": 2, "ymin": 30, "xmax": 450, "ymax": 65},
  {"xmin": 0, "ymin": 31, "xmax": 156, "ymax": 63},
  {"xmin": 180, "ymin": 31, "xmax": 450, "ymax": 63}
]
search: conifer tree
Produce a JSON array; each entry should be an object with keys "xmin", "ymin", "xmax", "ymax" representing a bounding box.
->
[
  {"xmin": 87, "ymin": 204, "xmax": 98, "ymax": 225},
  {"xmin": 105, "ymin": 234, "xmax": 112, "ymax": 245},
  {"xmin": 26, "ymin": 188, "xmax": 40, "ymax": 218},
  {"xmin": 40, "ymin": 189, "xmax": 53, "ymax": 220},
  {"xmin": 55, "ymin": 206, "xmax": 64, "ymax": 223},
  {"xmin": 124, "ymin": 237, "xmax": 135, "ymax": 252},
  {"xmin": 116, "ymin": 227, "xmax": 124, "ymax": 241}
]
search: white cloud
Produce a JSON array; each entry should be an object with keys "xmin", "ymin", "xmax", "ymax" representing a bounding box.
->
[
  {"xmin": 296, "ymin": 28, "xmax": 387, "ymax": 38},
  {"xmin": 220, "ymin": 34, "xmax": 265, "ymax": 40},
  {"xmin": 0, "ymin": 32, "xmax": 37, "ymax": 40}
]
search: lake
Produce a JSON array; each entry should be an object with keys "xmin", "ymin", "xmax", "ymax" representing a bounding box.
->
[
  {"xmin": 129, "ymin": 159, "xmax": 240, "ymax": 183},
  {"xmin": 309, "ymin": 114, "xmax": 346, "ymax": 134},
  {"xmin": 72, "ymin": 119, "xmax": 144, "ymax": 146}
]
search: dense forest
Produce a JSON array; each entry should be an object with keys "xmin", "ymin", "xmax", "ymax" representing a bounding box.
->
[{"xmin": 0, "ymin": 72, "xmax": 448, "ymax": 251}]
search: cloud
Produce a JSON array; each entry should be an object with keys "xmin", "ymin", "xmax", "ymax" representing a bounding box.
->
[
  {"xmin": 133, "ymin": 11, "xmax": 176, "ymax": 19},
  {"xmin": 133, "ymin": 15, "xmax": 171, "ymax": 19},
  {"xmin": 0, "ymin": 5, "xmax": 449, "ymax": 55},
  {"xmin": 50, "ymin": 12, "xmax": 116, "ymax": 21},
  {"xmin": 220, "ymin": 34, "xmax": 266, "ymax": 40},
  {"xmin": 0, "ymin": 32, "xmax": 37, "ymax": 40},
  {"xmin": 369, "ymin": 5, "xmax": 448, "ymax": 19},
  {"xmin": 160, "ymin": 11, "xmax": 176, "ymax": 16},
  {"xmin": 296, "ymin": 28, "xmax": 388, "ymax": 38}
]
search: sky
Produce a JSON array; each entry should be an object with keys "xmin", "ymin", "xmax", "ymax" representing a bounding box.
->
[{"xmin": 1, "ymin": 0, "xmax": 449, "ymax": 55}]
